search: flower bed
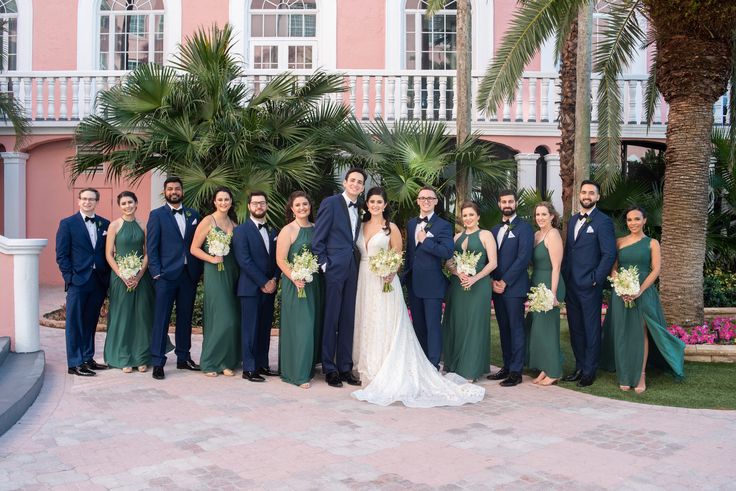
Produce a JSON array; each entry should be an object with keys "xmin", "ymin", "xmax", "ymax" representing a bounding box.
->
[{"xmin": 668, "ymin": 317, "xmax": 736, "ymax": 363}]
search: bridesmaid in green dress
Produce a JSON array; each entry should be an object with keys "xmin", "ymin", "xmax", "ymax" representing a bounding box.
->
[
  {"xmin": 442, "ymin": 201, "xmax": 497, "ymax": 381},
  {"xmin": 104, "ymin": 191, "xmax": 162, "ymax": 372},
  {"xmin": 276, "ymin": 191, "xmax": 324, "ymax": 388},
  {"xmin": 190, "ymin": 187, "xmax": 241, "ymax": 377},
  {"xmin": 601, "ymin": 206, "xmax": 685, "ymax": 393},
  {"xmin": 525, "ymin": 202, "xmax": 565, "ymax": 386}
]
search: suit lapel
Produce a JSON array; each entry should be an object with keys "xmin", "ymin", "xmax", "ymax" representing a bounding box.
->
[
  {"xmin": 498, "ymin": 217, "xmax": 514, "ymax": 251},
  {"xmin": 165, "ymin": 205, "xmax": 185, "ymax": 242},
  {"xmin": 250, "ymin": 219, "xmax": 269, "ymax": 255},
  {"xmin": 338, "ymin": 196, "xmax": 357, "ymax": 243},
  {"xmin": 75, "ymin": 213, "xmax": 95, "ymax": 250}
]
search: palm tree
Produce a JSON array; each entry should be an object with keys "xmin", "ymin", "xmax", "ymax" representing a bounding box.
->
[
  {"xmin": 68, "ymin": 24, "xmax": 349, "ymax": 225},
  {"xmin": 0, "ymin": 19, "xmax": 29, "ymax": 147},
  {"xmin": 476, "ymin": 0, "xmax": 736, "ymax": 324}
]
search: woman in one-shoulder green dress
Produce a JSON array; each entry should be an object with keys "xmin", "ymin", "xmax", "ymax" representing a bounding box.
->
[
  {"xmin": 105, "ymin": 191, "xmax": 168, "ymax": 372},
  {"xmin": 601, "ymin": 207, "xmax": 685, "ymax": 393},
  {"xmin": 525, "ymin": 202, "xmax": 565, "ymax": 385},
  {"xmin": 442, "ymin": 201, "xmax": 497, "ymax": 381},
  {"xmin": 276, "ymin": 192, "xmax": 324, "ymax": 387},
  {"xmin": 190, "ymin": 188, "xmax": 241, "ymax": 377}
]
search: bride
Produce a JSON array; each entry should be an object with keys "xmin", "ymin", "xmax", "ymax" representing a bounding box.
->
[{"xmin": 351, "ymin": 187, "xmax": 485, "ymax": 407}]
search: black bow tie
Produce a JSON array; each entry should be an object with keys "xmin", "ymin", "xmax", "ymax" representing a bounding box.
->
[
  {"xmin": 84, "ymin": 216, "xmax": 95, "ymax": 223},
  {"xmin": 418, "ymin": 216, "xmax": 429, "ymax": 223},
  {"xmin": 580, "ymin": 213, "xmax": 589, "ymax": 220},
  {"xmin": 257, "ymin": 223, "xmax": 266, "ymax": 230},
  {"xmin": 348, "ymin": 201, "xmax": 357, "ymax": 208},
  {"xmin": 171, "ymin": 208, "xmax": 183, "ymax": 215},
  {"xmin": 502, "ymin": 220, "xmax": 511, "ymax": 226}
]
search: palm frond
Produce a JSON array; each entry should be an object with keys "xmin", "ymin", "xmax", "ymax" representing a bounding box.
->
[{"xmin": 643, "ymin": 53, "xmax": 660, "ymax": 128}]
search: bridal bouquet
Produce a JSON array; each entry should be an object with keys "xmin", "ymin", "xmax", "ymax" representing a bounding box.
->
[
  {"xmin": 206, "ymin": 228, "xmax": 232, "ymax": 271},
  {"xmin": 608, "ymin": 265, "xmax": 640, "ymax": 308},
  {"xmin": 369, "ymin": 248, "xmax": 403, "ymax": 293},
  {"xmin": 289, "ymin": 245, "xmax": 319, "ymax": 298},
  {"xmin": 454, "ymin": 250, "xmax": 483, "ymax": 291},
  {"xmin": 527, "ymin": 283, "xmax": 555, "ymax": 313},
  {"xmin": 116, "ymin": 251, "xmax": 143, "ymax": 292}
]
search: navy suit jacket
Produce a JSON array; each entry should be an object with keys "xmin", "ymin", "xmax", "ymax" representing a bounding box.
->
[
  {"xmin": 404, "ymin": 214, "xmax": 454, "ymax": 299},
  {"xmin": 233, "ymin": 220, "xmax": 279, "ymax": 297},
  {"xmin": 490, "ymin": 216, "xmax": 533, "ymax": 298},
  {"xmin": 312, "ymin": 194, "xmax": 361, "ymax": 282},
  {"xmin": 561, "ymin": 207, "xmax": 617, "ymax": 290},
  {"xmin": 146, "ymin": 205, "xmax": 203, "ymax": 281},
  {"xmin": 55, "ymin": 213, "xmax": 111, "ymax": 289}
]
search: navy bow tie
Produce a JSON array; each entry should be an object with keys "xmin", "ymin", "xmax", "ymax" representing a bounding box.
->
[
  {"xmin": 418, "ymin": 216, "xmax": 429, "ymax": 223},
  {"xmin": 171, "ymin": 208, "xmax": 183, "ymax": 215}
]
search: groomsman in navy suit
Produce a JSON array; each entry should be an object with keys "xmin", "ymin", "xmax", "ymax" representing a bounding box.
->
[
  {"xmin": 403, "ymin": 186, "xmax": 454, "ymax": 369},
  {"xmin": 488, "ymin": 189, "xmax": 533, "ymax": 387},
  {"xmin": 56, "ymin": 188, "xmax": 111, "ymax": 376},
  {"xmin": 147, "ymin": 177, "xmax": 203, "ymax": 380},
  {"xmin": 233, "ymin": 191, "xmax": 280, "ymax": 382},
  {"xmin": 312, "ymin": 168, "xmax": 365, "ymax": 387},
  {"xmin": 561, "ymin": 180, "xmax": 616, "ymax": 387}
]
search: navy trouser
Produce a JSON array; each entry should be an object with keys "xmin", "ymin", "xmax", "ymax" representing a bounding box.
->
[
  {"xmin": 151, "ymin": 269, "xmax": 197, "ymax": 367},
  {"xmin": 240, "ymin": 292, "xmax": 276, "ymax": 371},
  {"xmin": 493, "ymin": 293, "xmax": 526, "ymax": 373},
  {"xmin": 321, "ymin": 262, "xmax": 358, "ymax": 374},
  {"xmin": 65, "ymin": 274, "xmax": 106, "ymax": 367}
]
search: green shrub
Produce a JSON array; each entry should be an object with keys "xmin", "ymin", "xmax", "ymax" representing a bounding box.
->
[{"xmin": 704, "ymin": 268, "xmax": 736, "ymax": 308}]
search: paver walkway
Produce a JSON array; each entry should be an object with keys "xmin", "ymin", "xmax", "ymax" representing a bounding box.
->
[{"xmin": 1, "ymin": 289, "xmax": 734, "ymax": 490}]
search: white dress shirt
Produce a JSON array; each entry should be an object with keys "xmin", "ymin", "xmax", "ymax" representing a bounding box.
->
[
  {"xmin": 415, "ymin": 212, "xmax": 434, "ymax": 244},
  {"xmin": 80, "ymin": 212, "xmax": 97, "ymax": 248},
  {"xmin": 168, "ymin": 204, "xmax": 186, "ymax": 238},
  {"xmin": 574, "ymin": 206, "xmax": 596, "ymax": 240},
  {"xmin": 342, "ymin": 192, "xmax": 359, "ymax": 241},
  {"xmin": 496, "ymin": 213, "xmax": 516, "ymax": 248},
  {"xmin": 251, "ymin": 217, "xmax": 270, "ymax": 253}
]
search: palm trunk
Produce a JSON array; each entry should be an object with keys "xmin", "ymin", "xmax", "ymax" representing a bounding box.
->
[
  {"xmin": 454, "ymin": 0, "xmax": 472, "ymax": 221},
  {"xmin": 573, "ymin": 5, "xmax": 592, "ymax": 205},
  {"xmin": 558, "ymin": 19, "xmax": 578, "ymax": 240}
]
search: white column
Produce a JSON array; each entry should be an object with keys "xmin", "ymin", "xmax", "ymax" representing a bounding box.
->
[
  {"xmin": 150, "ymin": 170, "xmax": 167, "ymax": 209},
  {"xmin": 514, "ymin": 153, "xmax": 540, "ymax": 192},
  {"xmin": 1, "ymin": 152, "xmax": 29, "ymax": 239},
  {"xmin": 0, "ymin": 236, "xmax": 48, "ymax": 353},
  {"xmin": 545, "ymin": 153, "xmax": 563, "ymax": 213}
]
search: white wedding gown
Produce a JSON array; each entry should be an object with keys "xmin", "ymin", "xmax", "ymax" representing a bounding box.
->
[{"xmin": 351, "ymin": 228, "xmax": 485, "ymax": 407}]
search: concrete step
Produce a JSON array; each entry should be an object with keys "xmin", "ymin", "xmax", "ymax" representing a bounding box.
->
[
  {"xmin": 0, "ymin": 337, "xmax": 9, "ymax": 366},
  {"xmin": 0, "ymin": 350, "xmax": 45, "ymax": 437}
]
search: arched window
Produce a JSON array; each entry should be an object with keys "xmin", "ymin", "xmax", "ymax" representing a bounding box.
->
[
  {"xmin": 250, "ymin": 0, "xmax": 317, "ymax": 70},
  {"xmin": 0, "ymin": 0, "xmax": 18, "ymax": 71},
  {"xmin": 405, "ymin": 0, "xmax": 457, "ymax": 70},
  {"xmin": 98, "ymin": 0, "xmax": 164, "ymax": 70}
]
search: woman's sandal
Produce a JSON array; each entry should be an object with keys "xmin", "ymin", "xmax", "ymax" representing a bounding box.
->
[
  {"xmin": 137, "ymin": 365, "xmax": 147, "ymax": 373},
  {"xmin": 222, "ymin": 369, "xmax": 235, "ymax": 377},
  {"xmin": 204, "ymin": 371, "xmax": 218, "ymax": 377},
  {"xmin": 539, "ymin": 377, "xmax": 558, "ymax": 386},
  {"xmin": 122, "ymin": 367, "xmax": 133, "ymax": 374},
  {"xmin": 634, "ymin": 372, "xmax": 646, "ymax": 394}
]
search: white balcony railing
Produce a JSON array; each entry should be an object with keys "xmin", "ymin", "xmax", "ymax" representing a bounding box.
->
[{"xmin": 0, "ymin": 70, "xmax": 731, "ymax": 137}]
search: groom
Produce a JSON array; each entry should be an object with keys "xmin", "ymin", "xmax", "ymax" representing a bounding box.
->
[
  {"xmin": 312, "ymin": 167, "xmax": 366, "ymax": 388},
  {"xmin": 561, "ymin": 180, "xmax": 616, "ymax": 387},
  {"xmin": 403, "ymin": 186, "xmax": 453, "ymax": 369}
]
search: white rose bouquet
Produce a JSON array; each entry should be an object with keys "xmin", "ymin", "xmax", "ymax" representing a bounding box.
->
[
  {"xmin": 116, "ymin": 251, "xmax": 143, "ymax": 292},
  {"xmin": 289, "ymin": 245, "xmax": 319, "ymax": 298},
  {"xmin": 608, "ymin": 265, "xmax": 640, "ymax": 308},
  {"xmin": 369, "ymin": 248, "xmax": 403, "ymax": 293},
  {"xmin": 206, "ymin": 228, "xmax": 232, "ymax": 271},
  {"xmin": 527, "ymin": 283, "xmax": 555, "ymax": 313},
  {"xmin": 453, "ymin": 250, "xmax": 483, "ymax": 291}
]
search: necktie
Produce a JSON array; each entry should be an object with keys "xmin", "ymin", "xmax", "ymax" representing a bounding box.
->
[
  {"xmin": 84, "ymin": 216, "xmax": 95, "ymax": 222},
  {"xmin": 171, "ymin": 208, "xmax": 183, "ymax": 215}
]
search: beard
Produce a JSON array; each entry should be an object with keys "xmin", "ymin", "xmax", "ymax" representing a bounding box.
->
[
  {"xmin": 165, "ymin": 193, "xmax": 183, "ymax": 204},
  {"xmin": 501, "ymin": 208, "xmax": 515, "ymax": 217},
  {"xmin": 251, "ymin": 210, "xmax": 267, "ymax": 219},
  {"xmin": 579, "ymin": 200, "xmax": 593, "ymax": 210}
]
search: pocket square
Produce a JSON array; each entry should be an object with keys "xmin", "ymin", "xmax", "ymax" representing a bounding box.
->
[
  {"xmin": 192, "ymin": 218, "xmax": 198, "ymax": 225},
  {"xmin": 102, "ymin": 230, "xmax": 107, "ymax": 236},
  {"xmin": 426, "ymin": 231, "xmax": 435, "ymax": 238},
  {"xmin": 586, "ymin": 225, "xmax": 595, "ymax": 233},
  {"xmin": 508, "ymin": 231, "xmax": 516, "ymax": 238}
]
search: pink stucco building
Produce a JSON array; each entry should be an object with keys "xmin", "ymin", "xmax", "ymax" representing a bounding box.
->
[{"xmin": 0, "ymin": 0, "xmax": 696, "ymax": 286}]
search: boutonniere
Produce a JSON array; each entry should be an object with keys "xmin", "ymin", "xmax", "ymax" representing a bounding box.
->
[
  {"xmin": 424, "ymin": 220, "xmax": 433, "ymax": 231},
  {"xmin": 96, "ymin": 221, "xmax": 102, "ymax": 229},
  {"xmin": 185, "ymin": 210, "xmax": 192, "ymax": 218},
  {"xmin": 585, "ymin": 216, "xmax": 592, "ymax": 224},
  {"xmin": 507, "ymin": 223, "xmax": 515, "ymax": 231}
]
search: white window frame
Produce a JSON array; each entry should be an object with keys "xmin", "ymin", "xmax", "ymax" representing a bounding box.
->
[
  {"xmin": 77, "ymin": 0, "xmax": 181, "ymax": 71},
  {"xmin": 249, "ymin": 0, "xmax": 318, "ymax": 70},
  {"xmin": 0, "ymin": 0, "xmax": 31, "ymax": 71},
  {"xmin": 98, "ymin": 1, "xmax": 165, "ymax": 70}
]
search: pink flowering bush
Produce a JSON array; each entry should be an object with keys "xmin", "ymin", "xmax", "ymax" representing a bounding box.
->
[{"xmin": 668, "ymin": 317, "xmax": 736, "ymax": 345}]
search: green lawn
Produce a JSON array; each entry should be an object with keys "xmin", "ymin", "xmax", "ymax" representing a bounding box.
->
[{"xmin": 489, "ymin": 320, "xmax": 736, "ymax": 410}]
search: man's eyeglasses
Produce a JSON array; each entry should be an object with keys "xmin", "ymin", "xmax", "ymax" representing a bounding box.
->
[
  {"xmin": 250, "ymin": 201, "xmax": 268, "ymax": 207},
  {"xmin": 417, "ymin": 197, "xmax": 438, "ymax": 202}
]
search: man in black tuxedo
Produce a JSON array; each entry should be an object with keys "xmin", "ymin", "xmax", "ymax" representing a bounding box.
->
[
  {"xmin": 312, "ymin": 168, "xmax": 365, "ymax": 388},
  {"xmin": 56, "ymin": 188, "xmax": 111, "ymax": 376}
]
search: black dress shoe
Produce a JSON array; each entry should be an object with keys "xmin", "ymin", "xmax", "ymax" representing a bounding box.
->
[
  {"xmin": 500, "ymin": 372, "xmax": 522, "ymax": 387},
  {"xmin": 561, "ymin": 369, "xmax": 583, "ymax": 382},
  {"xmin": 152, "ymin": 366, "xmax": 165, "ymax": 380},
  {"xmin": 83, "ymin": 359, "xmax": 109, "ymax": 370},
  {"xmin": 176, "ymin": 359, "xmax": 201, "ymax": 371},
  {"xmin": 577, "ymin": 375, "xmax": 596, "ymax": 387},
  {"xmin": 68, "ymin": 366, "xmax": 96, "ymax": 377},
  {"xmin": 259, "ymin": 367, "xmax": 280, "ymax": 377},
  {"xmin": 326, "ymin": 372, "xmax": 343, "ymax": 388},
  {"xmin": 243, "ymin": 370, "xmax": 265, "ymax": 382},
  {"xmin": 487, "ymin": 368, "xmax": 509, "ymax": 381},
  {"xmin": 340, "ymin": 372, "xmax": 361, "ymax": 386}
]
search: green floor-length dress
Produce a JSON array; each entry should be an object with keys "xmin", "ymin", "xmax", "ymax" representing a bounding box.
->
[
  {"xmin": 104, "ymin": 220, "xmax": 162, "ymax": 368},
  {"xmin": 279, "ymin": 226, "xmax": 324, "ymax": 386},
  {"xmin": 525, "ymin": 240, "xmax": 565, "ymax": 378},
  {"xmin": 600, "ymin": 237, "xmax": 685, "ymax": 386},
  {"xmin": 200, "ymin": 227, "xmax": 242, "ymax": 373},
  {"xmin": 442, "ymin": 230, "xmax": 492, "ymax": 380}
]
